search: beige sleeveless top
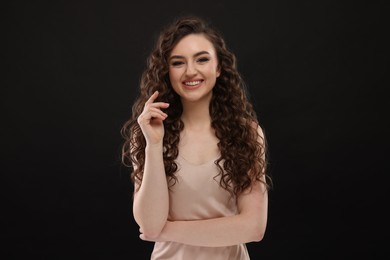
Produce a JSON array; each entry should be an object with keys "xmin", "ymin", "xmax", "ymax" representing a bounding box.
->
[{"xmin": 150, "ymin": 154, "xmax": 250, "ymax": 260}]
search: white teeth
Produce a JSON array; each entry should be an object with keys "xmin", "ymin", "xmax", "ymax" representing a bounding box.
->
[{"xmin": 184, "ymin": 81, "xmax": 201, "ymax": 86}]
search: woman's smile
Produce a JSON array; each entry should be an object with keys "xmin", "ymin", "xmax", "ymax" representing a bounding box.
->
[{"xmin": 182, "ymin": 79, "xmax": 204, "ymax": 90}]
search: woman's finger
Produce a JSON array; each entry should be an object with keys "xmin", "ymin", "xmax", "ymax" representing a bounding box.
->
[
  {"xmin": 138, "ymin": 110, "xmax": 166, "ymax": 124},
  {"xmin": 141, "ymin": 107, "xmax": 167, "ymax": 120},
  {"xmin": 139, "ymin": 109, "xmax": 167, "ymax": 122},
  {"xmin": 147, "ymin": 102, "xmax": 170, "ymax": 109},
  {"xmin": 145, "ymin": 90, "xmax": 159, "ymax": 105},
  {"xmin": 147, "ymin": 107, "xmax": 168, "ymax": 118}
]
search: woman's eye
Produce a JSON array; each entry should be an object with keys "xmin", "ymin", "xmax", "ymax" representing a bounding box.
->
[
  {"xmin": 197, "ymin": 57, "xmax": 210, "ymax": 63},
  {"xmin": 171, "ymin": 61, "xmax": 184, "ymax": 66}
]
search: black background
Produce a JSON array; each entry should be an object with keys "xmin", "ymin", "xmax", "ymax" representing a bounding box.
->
[{"xmin": 3, "ymin": 0, "xmax": 388, "ymax": 259}]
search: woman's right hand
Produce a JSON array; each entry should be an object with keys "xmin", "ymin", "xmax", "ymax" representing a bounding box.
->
[{"xmin": 137, "ymin": 91, "xmax": 169, "ymax": 146}]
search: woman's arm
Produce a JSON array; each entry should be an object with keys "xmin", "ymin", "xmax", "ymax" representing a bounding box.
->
[
  {"xmin": 132, "ymin": 91, "xmax": 170, "ymax": 238},
  {"xmin": 141, "ymin": 179, "xmax": 268, "ymax": 247},
  {"xmin": 133, "ymin": 145, "xmax": 169, "ymax": 239}
]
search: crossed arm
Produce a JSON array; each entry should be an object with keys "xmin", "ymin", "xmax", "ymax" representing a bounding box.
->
[{"xmin": 139, "ymin": 179, "xmax": 268, "ymax": 247}]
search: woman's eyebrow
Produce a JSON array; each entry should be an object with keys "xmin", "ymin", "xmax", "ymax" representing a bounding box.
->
[{"xmin": 169, "ymin": 51, "xmax": 210, "ymax": 61}]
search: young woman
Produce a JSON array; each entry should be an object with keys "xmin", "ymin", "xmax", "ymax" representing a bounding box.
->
[{"xmin": 121, "ymin": 15, "xmax": 272, "ymax": 259}]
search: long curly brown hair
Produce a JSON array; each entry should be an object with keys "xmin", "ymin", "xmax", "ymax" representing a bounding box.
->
[{"xmin": 121, "ymin": 15, "xmax": 272, "ymax": 196}]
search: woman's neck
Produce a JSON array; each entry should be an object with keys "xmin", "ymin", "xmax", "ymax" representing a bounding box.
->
[{"xmin": 180, "ymin": 98, "xmax": 212, "ymax": 131}]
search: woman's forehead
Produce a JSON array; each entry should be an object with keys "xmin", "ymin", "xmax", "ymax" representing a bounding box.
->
[{"xmin": 170, "ymin": 34, "xmax": 216, "ymax": 57}]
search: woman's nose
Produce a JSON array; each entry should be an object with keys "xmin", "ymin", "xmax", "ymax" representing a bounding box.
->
[{"xmin": 185, "ymin": 63, "xmax": 197, "ymax": 76}]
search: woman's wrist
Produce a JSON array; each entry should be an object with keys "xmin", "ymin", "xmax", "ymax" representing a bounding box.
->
[{"xmin": 145, "ymin": 142, "xmax": 164, "ymax": 151}]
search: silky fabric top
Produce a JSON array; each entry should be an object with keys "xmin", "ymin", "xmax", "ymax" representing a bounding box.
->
[{"xmin": 150, "ymin": 154, "xmax": 250, "ymax": 260}]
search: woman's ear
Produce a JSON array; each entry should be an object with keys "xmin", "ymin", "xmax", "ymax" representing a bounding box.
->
[{"xmin": 216, "ymin": 65, "xmax": 221, "ymax": 78}]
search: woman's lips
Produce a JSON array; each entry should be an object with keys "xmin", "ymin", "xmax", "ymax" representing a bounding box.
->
[{"xmin": 182, "ymin": 80, "xmax": 203, "ymax": 90}]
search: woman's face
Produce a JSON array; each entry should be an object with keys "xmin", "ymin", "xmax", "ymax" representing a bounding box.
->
[{"xmin": 168, "ymin": 33, "xmax": 220, "ymax": 103}]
